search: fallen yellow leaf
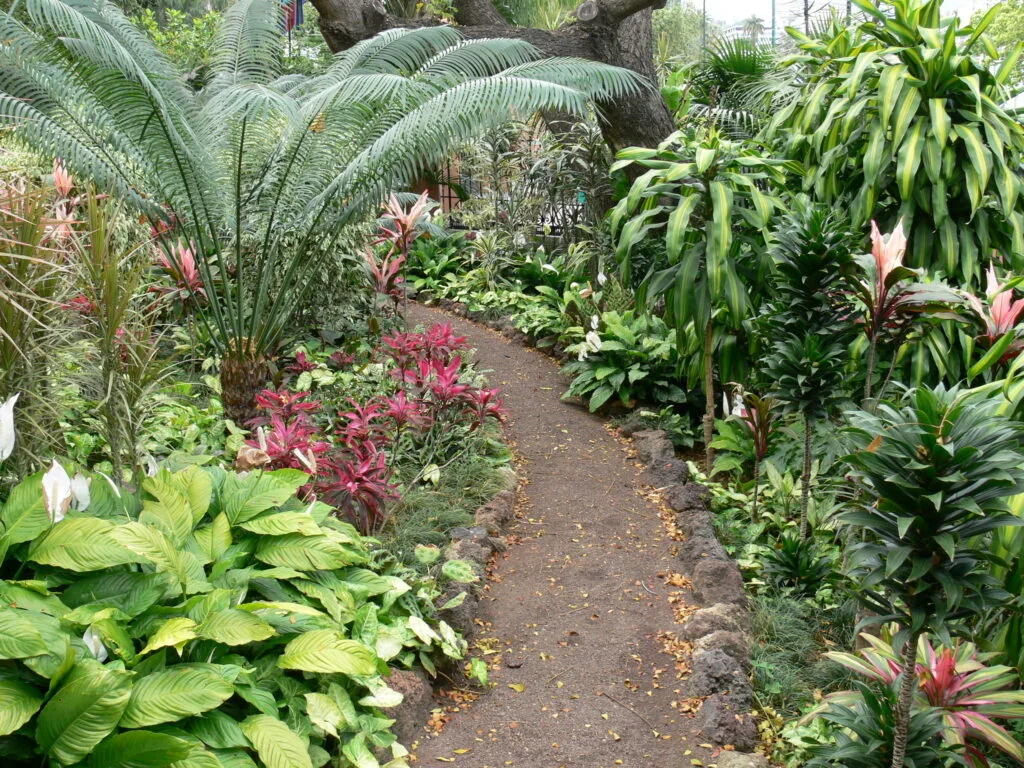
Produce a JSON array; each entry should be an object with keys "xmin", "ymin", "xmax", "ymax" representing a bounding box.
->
[{"xmin": 508, "ymin": 683, "xmax": 525, "ymax": 692}]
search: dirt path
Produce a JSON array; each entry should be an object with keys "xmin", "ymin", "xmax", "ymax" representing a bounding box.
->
[{"xmin": 408, "ymin": 304, "xmax": 712, "ymax": 768}]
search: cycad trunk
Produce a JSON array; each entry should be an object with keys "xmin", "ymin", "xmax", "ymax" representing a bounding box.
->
[
  {"xmin": 703, "ymin": 318, "xmax": 715, "ymax": 474},
  {"xmin": 891, "ymin": 629, "xmax": 923, "ymax": 768},
  {"xmin": 799, "ymin": 415, "xmax": 813, "ymax": 540},
  {"xmin": 220, "ymin": 348, "xmax": 270, "ymax": 427}
]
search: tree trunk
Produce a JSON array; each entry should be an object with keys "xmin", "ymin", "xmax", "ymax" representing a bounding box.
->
[
  {"xmin": 703, "ymin": 318, "xmax": 715, "ymax": 474},
  {"xmin": 309, "ymin": 0, "xmax": 676, "ymax": 152},
  {"xmin": 891, "ymin": 629, "xmax": 922, "ymax": 768},
  {"xmin": 799, "ymin": 414, "xmax": 813, "ymax": 540}
]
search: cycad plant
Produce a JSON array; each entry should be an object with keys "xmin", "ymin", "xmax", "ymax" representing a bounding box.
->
[
  {"xmin": 842, "ymin": 386, "xmax": 1024, "ymax": 768},
  {"xmin": 610, "ymin": 128, "xmax": 791, "ymax": 470},
  {"xmin": 761, "ymin": 201, "xmax": 856, "ymax": 539},
  {"xmin": 0, "ymin": 0, "xmax": 640, "ymax": 423}
]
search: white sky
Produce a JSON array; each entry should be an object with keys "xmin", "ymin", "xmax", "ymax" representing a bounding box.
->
[{"xmin": 696, "ymin": 0, "xmax": 988, "ymax": 28}]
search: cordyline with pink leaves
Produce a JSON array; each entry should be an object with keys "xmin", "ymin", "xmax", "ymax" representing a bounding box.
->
[
  {"xmin": 812, "ymin": 633, "xmax": 1024, "ymax": 768},
  {"xmin": 964, "ymin": 264, "xmax": 1024, "ymax": 370},
  {"xmin": 848, "ymin": 220, "xmax": 959, "ymax": 404},
  {"xmin": 244, "ymin": 324, "xmax": 505, "ymax": 535}
]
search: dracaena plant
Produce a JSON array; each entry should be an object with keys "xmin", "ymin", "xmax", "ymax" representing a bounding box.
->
[
  {"xmin": 841, "ymin": 385, "xmax": 1024, "ymax": 768},
  {"xmin": 0, "ymin": 0, "xmax": 641, "ymax": 424},
  {"xmin": 761, "ymin": 201, "xmax": 857, "ymax": 539},
  {"xmin": 610, "ymin": 127, "xmax": 792, "ymax": 470},
  {"xmin": 766, "ymin": 0, "xmax": 1024, "ymax": 292},
  {"xmin": 817, "ymin": 632, "xmax": 1024, "ymax": 767}
]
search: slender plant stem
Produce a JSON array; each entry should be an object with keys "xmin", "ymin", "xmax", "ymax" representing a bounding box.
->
[
  {"xmin": 891, "ymin": 628, "xmax": 923, "ymax": 768},
  {"xmin": 799, "ymin": 414, "xmax": 813, "ymax": 540},
  {"xmin": 863, "ymin": 334, "xmax": 877, "ymax": 407},
  {"xmin": 703, "ymin": 318, "xmax": 715, "ymax": 474},
  {"xmin": 751, "ymin": 454, "xmax": 760, "ymax": 522}
]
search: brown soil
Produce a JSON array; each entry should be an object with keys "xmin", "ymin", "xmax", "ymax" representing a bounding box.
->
[{"xmin": 407, "ymin": 303, "xmax": 715, "ymax": 768}]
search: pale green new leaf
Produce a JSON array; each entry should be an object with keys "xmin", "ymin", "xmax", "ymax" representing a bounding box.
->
[
  {"xmin": 197, "ymin": 609, "xmax": 276, "ymax": 646},
  {"xmin": 0, "ymin": 678, "xmax": 43, "ymax": 735}
]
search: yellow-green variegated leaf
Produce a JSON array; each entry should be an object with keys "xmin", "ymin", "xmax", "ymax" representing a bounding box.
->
[
  {"xmin": 665, "ymin": 195, "xmax": 699, "ymax": 262},
  {"xmin": 140, "ymin": 475, "xmax": 194, "ymax": 547},
  {"xmin": 863, "ymin": 122, "xmax": 888, "ymax": 182},
  {"xmin": 191, "ymin": 513, "xmax": 232, "ymax": 563},
  {"xmin": 928, "ymin": 98, "xmax": 951, "ymax": 148},
  {"xmin": 956, "ymin": 124, "xmax": 992, "ymax": 192},
  {"xmin": 239, "ymin": 512, "xmax": 321, "ymax": 537},
  {"xmin": 891, "ymin": 86, "xmax": 921, "ymax": 148},
  {"xmin": 109, "ymin": 522, "xmax": 210, "ymax": 594},
  {"xmin": 706, "ymin": 181, "xmax": 733, "ymax": 299},
  {"xmin": 694, "ymin": 146, "xmax": 716, "ymax": 174},
  {"xmin": 878, "ymin": 63, "xmax": 907, "ymax": 131},
  {"xmin": 897, "ymin": 120, "xmax": 926, "ymax": 199}
]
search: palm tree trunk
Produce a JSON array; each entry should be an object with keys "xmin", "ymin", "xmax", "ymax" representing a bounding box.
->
[
  {"xmin": 891, "ymin": 629, "xmax": 923, "ymax": 768},
  {"xmin": 220, "ymin": 347, "xmax": 270, "ymax": 426},
  {"xmin": 703, "ymin": 318, "xmax": 715, "ymax": 474},
  {"xmin": 799, "ymin": 414, "xmax": 813, "ymax": 540}
]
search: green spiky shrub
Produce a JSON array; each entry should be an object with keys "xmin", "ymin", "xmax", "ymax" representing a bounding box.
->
[
  {"xmin": 841, "ymin": 385, "xmax": 1024, "ymax": 768},
  {"xmin": 0, "ymin": 0, "xmax": 641, "ymax": 423},
  {"xmin": 760, "ymin": 200, "xmax": 857, "ymax": 539}
]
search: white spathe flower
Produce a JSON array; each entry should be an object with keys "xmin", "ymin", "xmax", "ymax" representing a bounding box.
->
[
  {"xmin": 42, "ymin": 460, "xmax": 73, "ymax": 524},
  {"xmin": 585, "ymin": 330, "xmax": 602, "ymax": 353},
  {"xmin": 0, "ymin": 393, "xmax": 18, "ymax": 462},
  {"xmin": 96, "ymin": 471, "xmax": 121, "ymax": 498},
  {"xmin": 590, "ymin": 315, "xmax": 600, "ymax": 331},
  {"xmin": 597, "ymin": 271, "xmax": 607, "ymax": 286},
  {"xmin": 70, "ymin": 472, "xmax": 91, "ymax": 512},
  {"xmin": 83, "ymin": 626, "xmax": 108, "ymax": 662}
]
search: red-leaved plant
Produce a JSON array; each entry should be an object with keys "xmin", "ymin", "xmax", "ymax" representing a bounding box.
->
[{"xmin": 813, "ymin": 633, "xmax": 1024, "ymax": 767}]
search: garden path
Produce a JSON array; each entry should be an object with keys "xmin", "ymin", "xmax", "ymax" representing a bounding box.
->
[{"xmin": 407, "ymin": 303, "xmax": 713, "ymax": 768}]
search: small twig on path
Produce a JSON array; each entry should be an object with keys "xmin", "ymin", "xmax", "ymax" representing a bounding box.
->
[
  {"xmin": 640, "ymin": 580, "xmax": 657, "ymax": 595},
  {"xmin": 545, "ymin": 667, "xmax": 572, "ymax": 685},
  {"xmin": 598, "ymin": 690, "xmax": 658, "ymax": 734}
]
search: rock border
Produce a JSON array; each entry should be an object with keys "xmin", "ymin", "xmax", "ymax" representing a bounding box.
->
[
  {"xmin": 389, "ymin": 470, "xmax": 520, "ymax": 747},
  {"xmin": 627, "ymin": 427, "xmax": 765, "ymax": 766}
]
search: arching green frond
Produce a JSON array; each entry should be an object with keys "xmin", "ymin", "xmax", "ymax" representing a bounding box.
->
[
  {"xmin": 209, "ymin": 0, "xmax": 283, "ymax": 89},
  {"xmin": 350, "ymin": 26, "xmax": 464, "ymax": 73},
  {"xmin": 500, "ymin": 58, "xmax": 646, "ymax": 99},
  {"xmin": 413, "ymin": 39, "xmax": 541, "ymax": 82}
]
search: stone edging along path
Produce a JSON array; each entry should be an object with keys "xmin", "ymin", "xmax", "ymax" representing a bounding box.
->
[{"xmin": 402, "ymin": 302, "xmax": 766, "ymax": 768}]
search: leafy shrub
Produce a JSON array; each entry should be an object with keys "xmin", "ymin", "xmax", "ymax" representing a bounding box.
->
[
  {"xmin": 761, "ymin": 533, "xmax": 835, "ymax": 597},
  {"xmin": 562, "ymin": 310, "xmax": 686, "ymax": 412},
  {"xmin": 0, "ymin": 461, "xmax": 469, "ymax": 768}
]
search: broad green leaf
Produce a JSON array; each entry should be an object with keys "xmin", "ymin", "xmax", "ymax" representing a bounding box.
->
[
  {"xmin": 928, "ymin": 98, "xmax": 950, "ymax": 147},
  {"xmin": 188, "ymin": 710, "xmax": 251, "ymax": 750},
  {"xmin": 90, "ymin": 730, "xmax": 192, "ymax": 768},
  {"xmin": 665, "ymin": 195, "xmax": 699, "ymax": 262},
  {"xmin": 240, "ymin": 715, "xmax": 312, "ymax": 768},
  {"xmin": 0, "ymin": 607, "xmax": 49, "ymax": 659},
  {"xmin": 0, "ymin": 678, "xmax": 43, "ymax": 736},
  {"xmin": 956, "ymin": 124, "xmax": 992, "ymax": 192},
  {"xmin": 197, "ymin": 609, "xmax": 275, "ymax": 646},
  {"xmin": 120, "ymin": 664, "xmax": 234, "ymax": 728},
  {"xmin": 408, "ymin": 615, "xmax": 441, "ymax": 646},
  {"xmin": 29, "ymin": 517, "xmax": 138, "ymax": 572},
  {"xmin": 897, "ymin": 120, "xmax": 925, "ymax": 199},
  {"xmin": 139, "ymin": 617, "xmax": 199, "ymax": 656},
  {"xmin": 278, "ymin": 630, "xmax": 377, "ymax": 675},
  {"xmin": 240, "ymin": 512, "xmax": 321, "ymax": 537},
  {"xmin": 255, "ymin": 533, "xmax": 354, "ymax": 571},
  {"xmin": 878, "ymin": 63, "xmax": 906, "ymax": 131},
  {"xmin": 341, "ymin": 733, "xmax": 378, "ymax": 768},
  {"xmin": 62, "ymin": 572, "xmax": 166, "ymax": 619},
  {"xmin": 140, "ymin": 474, "xmax": 195, "ymax": 547},
  {"xmin": 169, "ymin": 465, "xmax": 213, "ymax": 525},
  {"xmin": 0, "ymin": 472, "xmax": 49, "ymax": 545},
  {"xmin": 191, "ymin": 513, "xmax": 232, "ymax": 563},
  {"xmin": 36, "ymin": 660, "xmax": 132, "ymax": 766},
  {"xmin": 221, "ymin": 471, "xmax": 314, "ymax": 525},
  {"xmin": 109, "ymin": 522, "xmax": 210, "ymax": 595}
]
